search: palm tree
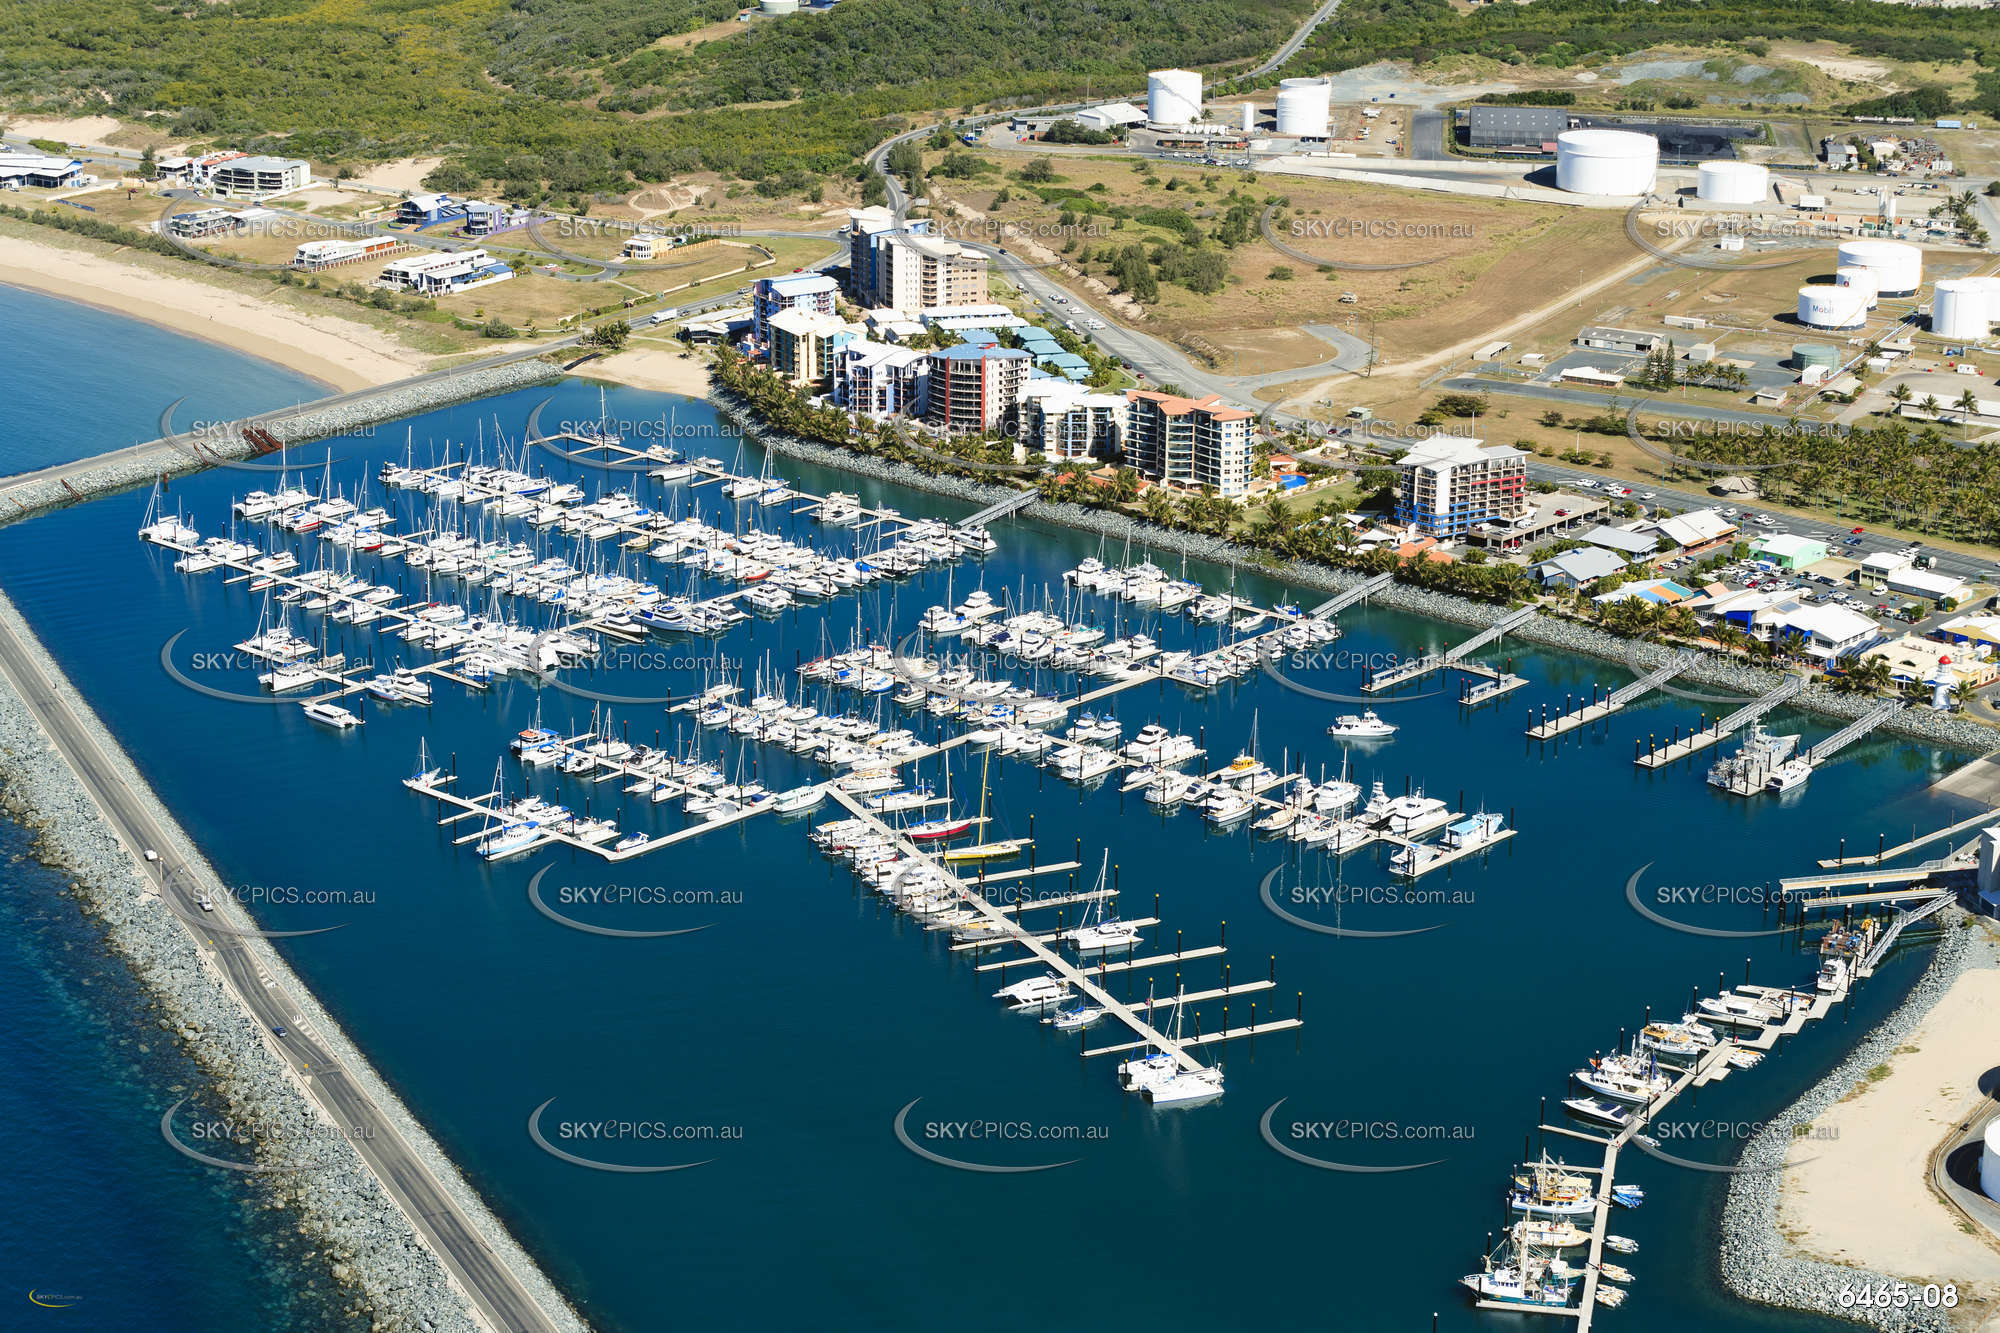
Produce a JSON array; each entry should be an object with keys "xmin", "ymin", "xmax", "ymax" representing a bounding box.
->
[
  {"xmin": 1887, "ymin": 382, "xmax": 1912, "ymax": 416},
  {"xmin": 1958, "ymin": 388, "xmax": 1981, "ymax": 443}
]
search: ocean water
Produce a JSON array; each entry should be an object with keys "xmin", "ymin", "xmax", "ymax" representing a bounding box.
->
[
  {"xmin": 0, "ymin": 819, "xmax": 362, "ymax": 1331},
  {"xmin": 0, "ymin": 282, "xmax": 321, "ymax": 475},
  {"xmin": 0, "ymin": 339, "xmax": 1973, "ymax": 1330}
]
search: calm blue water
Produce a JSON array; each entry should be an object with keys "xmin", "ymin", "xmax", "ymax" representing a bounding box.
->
[
  {"xmin": 0, "ymin": 282, "xmax": 321, "ymax": 473},
  {"xmin": 0, "ymin": 324, "xmax": 1972, "ymax": 1330}
]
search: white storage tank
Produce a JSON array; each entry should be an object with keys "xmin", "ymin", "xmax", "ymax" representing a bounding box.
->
[
  {"xmin": 1241, "ymin": 103, "xmax": 1255, "ymax": 133},
  {"xmin": 1556, "ymin": 129, "xmax": 1659, "ymax": 196},
  {"xmin": 1274, "ymin": 78, "xmax": 1333, "ymax": 139},
  {"xmin": 1931, "ymin": 279, "xmax": 1991, "ymax": 341},
  {"xmin": 1835, "ymin": 266, "xmax": 1878, "ymax": 310},
  {"xmin": 1147, "ymin": 70, "xmax": 1203, "ymax": 127},
  {"xmin": 1797, "ymin": 284, "xmax": 1869, "ymax": 330},
  {"xmin": 1695, "ymin": 160, "xmax": 1769, "ymax": 204},
  {"xmin": 759, "ymin": 0, "xmax": 798, "ymax": 12},
  {"xmin": 1983, "ymin": 1120, "xmax": 2000, "ymax": 1202},
  {"xmin": 1837, "ymin": 239, "xmax": 1922, "ymax": 297}
]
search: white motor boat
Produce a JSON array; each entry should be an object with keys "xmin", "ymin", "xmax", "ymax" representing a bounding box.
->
[
  {"xmin": 1327, "ymin": 709, "xmax": 1397, "ymax": 740},
  {"xmin": 302, "ymin": 699, "xmax": 361, "ymax": 729}
]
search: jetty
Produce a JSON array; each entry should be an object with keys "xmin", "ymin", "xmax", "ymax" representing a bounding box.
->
[
  {"xmin": 1816, "ymin": 806, "xmax": 1999, "ymax": 868},
  {"xmin": 1364, "ymin": 607, "xmax": 1534, "ymax": 694},
  {"xmin": 1526, "ymin": 650, "xmax": 1698, "ymax": 740},
  {"xmin": 823, "ymin": 788, "xmax": 1303, "ymax": 1072},
  {"xmin": 1633, "ymin": 674, "xmax": 1803, "ymax": 768}
]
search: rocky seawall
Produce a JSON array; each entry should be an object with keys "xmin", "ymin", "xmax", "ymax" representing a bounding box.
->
[
  {"xmin": 1719, "ymin": 917, "xmax": 1992, "ymax": 1331},
  {"xmin": 0, "ymin": 357, "xmax": 561, "ymax": 524},
  {"xmin": 721, "ymin": 397, "xmax": 1997, "ymax": 755},
  {"xmin": 0, "ymin": 587, "xmax": 586, "ymax": 1333}
]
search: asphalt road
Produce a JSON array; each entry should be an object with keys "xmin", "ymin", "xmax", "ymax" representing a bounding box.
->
[
  {"xmin": 0, "ymin": 616, "xmax": 568, "ymax": 1333},
  {"xmin": 1248, "ymin": 0, "xmax": 1344, "ymax": 79},
  {"xmin": 0, "ymin": 339, "xmax": 583, "ymax": 507}
]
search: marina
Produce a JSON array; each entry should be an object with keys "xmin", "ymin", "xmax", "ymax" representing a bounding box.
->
[{"xmin": 6, "ymin": 371, "xmax": 1976, "ymax": 1333}]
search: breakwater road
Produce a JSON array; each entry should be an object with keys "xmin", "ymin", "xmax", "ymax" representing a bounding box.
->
[
  {"xmin": 0, "ymin": 352, "xmax": 561, "ymax": 526},
  {"xmin": 0, "ymin": 613, "xmax": 573, "ymax": 1333}
]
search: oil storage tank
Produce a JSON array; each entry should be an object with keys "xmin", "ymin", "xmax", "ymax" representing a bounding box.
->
[
  {"xmin": 1796, "ymin": 284, "xmax": 1869, "ymax": 330},
  {"xmin": 1836, "ymin": 239, "xmax": 1922, "ymax": 297},
  {"xmin": 1931, "ymin": 279, "xmax": 1992, "ymax": 341},
  {"xmin": 1695, "ymin": 160, "xmax": 1770, "ymax": 204},
  {"xmin": 1834, "ymin": 266, "xmax": 1878, "ymax": 310},
  {"xmin": 1556, "ymin": 129, "xmax": 1659, "ymax": 196},
  {"xmin": 1147, "ymin": 70, "xmax": 1203, "ymax": 127},
  {"xmin": 1275, "ymin": 78, "xmax": 1333, "ymax": 138}
]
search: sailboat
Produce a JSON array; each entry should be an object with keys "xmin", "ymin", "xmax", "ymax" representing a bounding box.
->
[
  {"xmin": 1055, "ymin": 853, "xmax": 1141, "ymax": 955},
  {"xmin": 940, "ymin": 750, "xmax": 1029, "ymax": 862},
  {"xmin": 402, "ymin": 738, "xmax": 443, "ymax": 790}
]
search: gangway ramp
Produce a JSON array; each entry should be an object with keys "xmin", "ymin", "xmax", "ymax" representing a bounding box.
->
[
  {"xmin": 1635, "ymin": 674, "xmax": 1802, "ymax": 768},
  {"xmin": 1364, "ymin": 606, "xmax": 1533, "ymax": 694},
  {"xmin": 1309, "ymin": 572, "xmax": 1393, "ymax": 619},
  {"xmin": 1803, "ymin": 699, "xmax": 1902, "ymax": 766},
  {"xmin": 955, "ymin": 489, "xmax": 1036, "ymax": 529}
]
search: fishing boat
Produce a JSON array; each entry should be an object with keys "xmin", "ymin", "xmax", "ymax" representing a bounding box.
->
[
  {"xmin": 1510, "ymin": 1216, "xmax": 1590, "ymax": 1250},
  {"xmin": 1509, "ymin": 1155, "xmax": 1597, "ymax": 1216},
  {"xmin": 1460, "ymin": 1254, "xmax": 1575, "ymax": 1309},
  {"xmin": 1706, "ymin": 721, "xmax": 1802, "ymax": 795},
  {"xmin": 1816, "ymin": 956, "xmax": 1850, "ymax": 994},
  {"xmin": 1574, "ymin": 1056, "xmax": 1670, "ymax": 1104},
  {"xmin": 1326, "ymin": 709, "xmax": 1398, "ymax": 740}
]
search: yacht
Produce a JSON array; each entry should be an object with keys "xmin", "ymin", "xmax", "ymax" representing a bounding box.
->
[
  {"xmin": 1817, "ymin": 956, "xmax": 1850, "ymax": 994},
  {"xmin": 1145, "ymin": 1066, "xmax": 1225, "ymax": 1105},
  {"xmin": 1327, "ymin": 709, "xmax": 1397, "ymax": 739},
  {"xmin": 1561, "ymin": 1097, "xmax": 1633, "ymax": 1129},
  {"xmin": 302, "ymin": 699, "xmax": 361, "ymax": 729},
  {"xmin": 1121, "ymin": 724, "xmax": 1200, "ymax": 766},
  {"xmin": 1045, "ymin": 1003, "xmax": 1106, "ymax": 1032},
  {"xmin": 993, "ymin": 974, "xmax": 1070, "ymax": 1014},
  {"xmin": 1379, "ymin": 792, "xmax": 1451, "ymax": 837}
]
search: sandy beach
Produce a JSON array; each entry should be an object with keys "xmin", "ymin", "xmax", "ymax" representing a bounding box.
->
[
  {"xmin": 1779, "ymin": 927, "xmax": 2000, "ymax": 1311},
  {"xmin": 568, "ymin": 345, "xmax": 713, "ymax": 398},
  {"xmin": 0, "ymin": 235, "xmax": 430, "ymax": 391}
]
